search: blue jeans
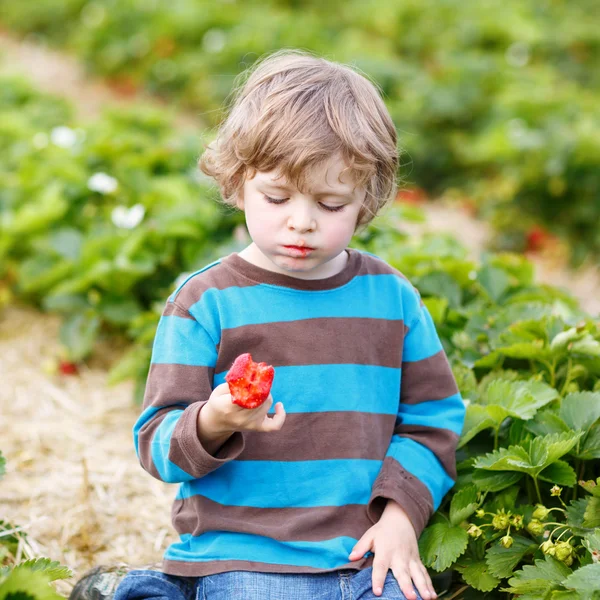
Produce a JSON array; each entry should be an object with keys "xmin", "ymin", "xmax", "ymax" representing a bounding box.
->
[{"xmin": 113, "ymin": 568, "xmax": 423, "ymax": 600}]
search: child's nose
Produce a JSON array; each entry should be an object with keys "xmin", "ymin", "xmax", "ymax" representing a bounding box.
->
[{"xmin": 287, "ymin": 206, "xmax": 316, "ymax": 232}]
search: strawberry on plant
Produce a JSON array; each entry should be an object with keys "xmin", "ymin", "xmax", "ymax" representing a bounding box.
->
[{"xmin": 225, "ymin": 353, "xmax": 274, "ymax": 409}]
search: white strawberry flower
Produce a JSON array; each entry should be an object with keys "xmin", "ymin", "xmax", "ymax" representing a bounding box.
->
[
  {"xmin": 50, "ymin": 126, "xmax": 78, "ymax": 148},
  {"xmin": 111, "ymin": 204, "xmax": 146, "ymax": 229},
  {"xmin": 88, "ymin": 172, "xmax": 119, "ymax": 194}
]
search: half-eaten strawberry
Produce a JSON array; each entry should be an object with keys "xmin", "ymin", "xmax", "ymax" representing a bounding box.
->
[{"xmin": 225, "ymin": 353, "xmax": 275, "ymax": 409}]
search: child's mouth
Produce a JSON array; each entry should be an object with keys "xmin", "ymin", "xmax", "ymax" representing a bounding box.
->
[{"xmin": 283, "ymin": 245, "xmax": 314, "ymax": 257}]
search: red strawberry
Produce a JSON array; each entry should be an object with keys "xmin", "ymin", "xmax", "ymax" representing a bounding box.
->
[
  {"xmin": 525, "ymin": 225, "xmax": 553, "ymax": 253},
  {"xmin": 225, "ymin": 353, "xmax": 274, "ymax": 409},
  {"xmin": 58, "ymin": 360, "xmax": 79, "ymax": 375}
]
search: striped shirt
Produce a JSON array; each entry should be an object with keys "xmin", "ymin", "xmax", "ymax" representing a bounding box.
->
[{"xmin": 134, "ymin": 248, "xmax": 465, "ymax": 577}]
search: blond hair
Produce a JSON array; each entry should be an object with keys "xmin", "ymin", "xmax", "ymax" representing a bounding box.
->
[{"xmin": 198, "ymin": 49, "xmax": 400, "ymax": 227}]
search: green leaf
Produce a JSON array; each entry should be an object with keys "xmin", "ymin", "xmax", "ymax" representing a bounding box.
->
[
  {"xmin": 418, "ymin": 522, "xmax": 469, "ymax": 572},
  {"xmin": 472, "ymin": 470, "xmax": 523, "ymax": 492},
  {"xmin": 449, "ymin": 484, "xmax": 479, "ymax": 526},
  {"xmin": 10, "ymin": 559, "xmax": 71, "ymax": 581},
  {"xmin": 526, "ymin": 410, "xmax": 570, "ymax": 438},
  {"xmin": 584, "ymin": 498, "xmax": 600, "ymax": 528},
  {"xmin": 59, "ymin": 312, "xmax": 101, "ymax": 361},
  {"xmin": 562, "ymin": 563, "xmax": 600, "ymax": 592},
  {"xmin": 477, "ymin": 264, "xmax": 511, "ymax": 303},
  {"xmin": 538, "ymin": 460, "xmax": 577, "ymax": 486},
  {"xmin": 580, "ymin": 478, "xmax": 600, "ymax": 497},
  {"xmin": 571, "ymin": 338, "xmax": 600, "ymax": 358},
  {"xmin": 505, "ymin": 556, "xmax": 573, "ymax": 595},
  {"xmin": 486, "ymin": 535, "xmax": 538, "ymax": 579},
  {"xmin": 458, "ymin": 404, "xmax": 496, "ymax": 448},
  {"xmin": 482, "ymin": 378, "xmax": 559, "ymax": 422},
  {"xmin": 578, "ymin": 425, "xmax": 600, "ymax": 460},
  {"xmin": 566, "ymin": 498, "xmax": 588, "ymax": 531},
  {"xmin": 0, "ymin": 451, "xmax": 5, "ymax": 479},
  {"xmin": 582, "ymin": 530, "xmax": 600, "ymax": 559},
  {"xmin": 455, "ymin": 557, "xmax": 500, "ymax": 592},
  {"xmin": 474, "ymin": 431, "xmax": 584, "ymax": 479},
  {"xmin": 560, "ymin": 392, "xmax": 600, "ymax": 433},
  {"xmin": 0, "ymin": 567, "xmax": 64, "ymax": 600}
]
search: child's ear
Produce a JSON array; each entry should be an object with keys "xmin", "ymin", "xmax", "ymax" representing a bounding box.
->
[{"xmin": 235, "ymin": 191, "xmax": 245, "ymax": 211}]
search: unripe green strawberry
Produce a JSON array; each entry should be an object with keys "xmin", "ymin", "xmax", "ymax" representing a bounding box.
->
[
  {"xmin": 467, "ymin": 524, "xmax": 483, "ymax": 539},
  {"xmin": 475, "ymin": 509, "xmax": 485, "ymax": 518},
  {"xmin": 492, "ymin": 509, "xmax": 510, "ymax": 530},
  {"xmin": 527, "ymin": 519, "xmax": 545, "ymax": 536},
  {"xmin": 532, "ymin": 505, "xmax": 550, "ymax": 520},
  {"xmin": 550, "ymin": 485, "xmax": 563, "ymax": 497},
  {"xmin": 554, "ymin": 541, "xmax": 574, "ymax": 563},
  {"xmin": 510, "ymin": 514, "xmax": 524, "ymax": 529},
  {"xmin": 501, "ymin": 534, "xmax": 513, "ymax": 549},
  {"xmin": 540, "ymin": 540, "xmax": 556, "ymax": 556}
]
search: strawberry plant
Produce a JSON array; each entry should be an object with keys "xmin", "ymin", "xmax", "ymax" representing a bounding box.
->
[{"xmin": 352, "ymin": 217, "xmax": 600, "ymax": 597}]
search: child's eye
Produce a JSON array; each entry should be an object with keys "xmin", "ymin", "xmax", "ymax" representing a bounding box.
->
[
  {"xmin": 319, "ymin": 203, "xmax": 345, "ymax": 213},
  {"xmin": 263, "ymin": 194, "xmax": 345, "ymax": 213},
  {"xmin": 263, "ymin": 194, "xmax": 287, "ymax": 205}
]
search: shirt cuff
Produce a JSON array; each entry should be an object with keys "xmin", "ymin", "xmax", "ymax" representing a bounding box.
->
[
  {"xmin": 176, "ymin": 401, "xmax": 245, "ymax": 477},
  {"xmin": 367, "ymin": 459, "xmax": 433, "ymax": 538}
]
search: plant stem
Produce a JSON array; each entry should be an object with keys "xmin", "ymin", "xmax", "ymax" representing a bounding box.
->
[
  {"xmin": 446, "ymin": 585, "xmax": 469, "ymax": 600},
  {"xmin": 559, "ymin": 358, "xmax": 573, "ymax": 396},
  {"xmin": 533, "ymin": 476, "xmax": 543, "ymax": 504}
]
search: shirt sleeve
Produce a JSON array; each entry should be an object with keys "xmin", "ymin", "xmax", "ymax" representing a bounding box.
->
[
  {"xmin": 133, "ymin": 300, "xmax": 244, "ymax": 483},
  {"xmin": 367, "ymin": 290, "xmax": 466, "ymax": 537}
]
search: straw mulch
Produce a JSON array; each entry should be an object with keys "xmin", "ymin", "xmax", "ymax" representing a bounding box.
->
[{"xmin": 0, "ymin": 305, "xmax": 177, "ymax": 597}]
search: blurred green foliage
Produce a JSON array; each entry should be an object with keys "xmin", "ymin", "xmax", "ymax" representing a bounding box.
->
[{"xmin": 1, "ymin": 0, "xmax": 599, "ymax": 263}]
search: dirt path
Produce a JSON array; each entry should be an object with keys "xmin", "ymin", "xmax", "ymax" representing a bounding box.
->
[{"xmin": 0, "ymin": 305, "xmax": 176, "ymax": 596}]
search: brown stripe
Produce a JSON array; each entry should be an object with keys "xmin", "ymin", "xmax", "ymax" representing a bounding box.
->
[
  {"xmin": 163, "ymin": 301, "xmax": 195, "ymax": 319},
  {"xmin": 401, "ymin": 350, "xmax": 459, "ymax": 405},
  {"xmin": 368, "ymin": 456, "xmax": 434, "ymax": 537},
  {"xmin": 162, "ymin": 555, "xmax": 374, "ymax": 577},
  {"xmin": 143, "ymin": 363, "xmax": 214, "ymax": 410},
  {"xmin": 395, "ymin": 424, "xmax": 459, "ymax": 479},
  {"xmin": 239, "ymin": 411, "xmax": 396, "ymax": 461},
  {"xmin": 172, "ymin": 496, "xmax": 375, "ymax": 542},
  {"xmin": 215, "ymin": 318, "xmax": 406, "ymax": 373}
]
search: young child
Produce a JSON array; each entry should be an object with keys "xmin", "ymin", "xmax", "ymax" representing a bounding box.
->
[{"xmin": 105, "ymin": 49, "xmax": 465, "ymax": 600}]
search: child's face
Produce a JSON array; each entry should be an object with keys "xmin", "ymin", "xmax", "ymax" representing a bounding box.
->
[{"xmin": 237, "ymin": 153, "xmax": 366, "ymax": 279}]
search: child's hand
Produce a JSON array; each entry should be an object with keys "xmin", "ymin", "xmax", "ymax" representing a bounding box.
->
[
  {"xmin": 203, "ymin": 382, "xmax": 286, "ymax": 435},
  {"xmin": 348, "ymin": 500, "xmax": 437, "ymax": 600}
]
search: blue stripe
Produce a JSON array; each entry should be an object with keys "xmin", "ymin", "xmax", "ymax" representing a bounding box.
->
[
  {"xmin": 165, "ymin": 532, "xmax": 361, "ymax": 570},
  {"xmin": 177, "ymin": 459, "xmax": 382, "ymax": 507},
  {"xmin": 214, "ymin": 364, "xmax": 401, "ymax": 415},
  {"xmin": 387, "ymin": 436, "xmax": 455, "ymax": 510},
  {"xmin": 403, "ymin": 307, "xmax": 443, "ymax": 362},
  {"xmin": 151, "ymin": 315, "xmax": 217, "ymax": 366},
  {"xmin": 151, "ymin": 410, "xmax": 195, "ymax": 482},
  {"xmin": 188, "ymin": 274, "xmax": 409, "ymax": 343},
  {"xmin": 398, "ymin": 394, "xmax": 465, "ymax": 436}
]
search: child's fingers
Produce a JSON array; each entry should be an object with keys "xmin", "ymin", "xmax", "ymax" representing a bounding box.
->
[{"xmin": 260, "ymin": 402, "xmax": 286, "ymax": 431}]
